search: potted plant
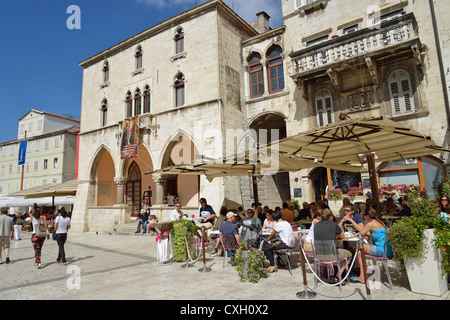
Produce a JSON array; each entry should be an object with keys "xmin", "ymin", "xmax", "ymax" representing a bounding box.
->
[
  {"xmin": 234, "ymin": 242, "xmax": 268, "ymax": 283},
  {"xmin": 329, "ymin": 188, "xmax": 343, "ymax": 201},
  {"xmin": 172, "ymin": 219, "xmax": 196, "ymax": 262},
  {"xmin": 388, "ymin": 192, "xmax": 449, "ymax": 296}
]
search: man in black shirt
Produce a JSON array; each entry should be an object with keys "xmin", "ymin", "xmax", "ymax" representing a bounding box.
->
[{"xmin": 313, "ymin": 209, "xmax": 352, "ymax": 282}]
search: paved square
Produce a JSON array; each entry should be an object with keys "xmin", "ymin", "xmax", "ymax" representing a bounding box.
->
[{"xmin": 1, "ymin": 230, "xmax": 449, "ymax": 302}]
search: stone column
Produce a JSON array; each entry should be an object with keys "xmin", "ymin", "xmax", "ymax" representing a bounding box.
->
[
  {"xmin": 114, "ymin": 177, "xmax": 127, "ymax": 205},
  {"xmin": 152, "ymin": 174, "xmax": 166, "ymax": 205}
]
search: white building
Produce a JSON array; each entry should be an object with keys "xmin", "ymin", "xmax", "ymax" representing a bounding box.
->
[{"xmin": 71, "ymin": 0, "xmax": 450, "ymax": 232}]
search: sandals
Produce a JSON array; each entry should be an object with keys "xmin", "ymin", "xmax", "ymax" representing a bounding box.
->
[
  {"xmin": 349, "ymin": 276, "xmax": 365, "ymax": 284},
  {"xmin": 266, "ymin": 265, "xmax": 278, "ymax": 273}
]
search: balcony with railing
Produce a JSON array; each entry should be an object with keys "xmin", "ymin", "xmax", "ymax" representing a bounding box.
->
[{"xmin": 290, "ymin": 13, "xmax": 419, "ymax": 78}]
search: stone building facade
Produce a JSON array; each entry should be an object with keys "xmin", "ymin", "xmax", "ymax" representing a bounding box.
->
[
  {"xmin": 0, "ymin": 109, "xmax": 79, "ymax": 196},
  {"xmin": 71, "ymin": 0, "xmax": 449, "ymax": 232}
]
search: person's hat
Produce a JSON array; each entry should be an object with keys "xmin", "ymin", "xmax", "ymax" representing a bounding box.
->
[
  {"xmin": 226, "ymin": 211, "xmax": 237, "ymax": 219},
  {"xmin": 16, "ymin": 210, "xmax": 22, "ymax": 214},
  {"xmin": 140, "ymin": 209, "xmax": 146, "ymax": 213}
]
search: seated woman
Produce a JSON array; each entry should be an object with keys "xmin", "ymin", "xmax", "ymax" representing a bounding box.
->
[
  {"xmin": 342, "ymin": 208, "xmax": 393, "ymax": 284},
  {"xmin": 262, "ymin": 209, "xmax": 275, "ymax": 230},
  {"xmin": 302, "ymin": 209, "xmax": 322, "ymax": 252},
  {"xmin": 263, "ymin": 211, "xmax": 295, "ymax": 273}
]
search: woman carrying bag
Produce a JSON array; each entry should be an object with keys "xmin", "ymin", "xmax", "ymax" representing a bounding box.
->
[
  {"xmin": 54, "ymin": 208, "xmax": 71, "ymax": 266},
  {"xmin": 29, "ymin": 207, "xmax": 49, "ymax": 269}
]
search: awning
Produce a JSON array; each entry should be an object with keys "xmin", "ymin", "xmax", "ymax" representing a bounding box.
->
[
  {"xmin": 6, "ymin": 179, "xmax": 82, "ymax": 199},
  {"xmin": 0, "ymin": 196, "xmax": 75, "ymax": 208}
]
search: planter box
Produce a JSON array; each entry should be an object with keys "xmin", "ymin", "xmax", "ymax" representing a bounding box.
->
[{"xmin": 404, "ymin": 229, "xmax": 448, "ymax": 296}]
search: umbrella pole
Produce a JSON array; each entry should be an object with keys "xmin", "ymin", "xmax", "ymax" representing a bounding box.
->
[{"xmin": 367, "ymin": 153, "xmax": 382, "ymax": 220}]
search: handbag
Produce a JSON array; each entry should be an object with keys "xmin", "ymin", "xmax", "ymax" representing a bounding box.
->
[{"xmin": 35, "ymin": 220, "xmax": 48, "ymax": 238}]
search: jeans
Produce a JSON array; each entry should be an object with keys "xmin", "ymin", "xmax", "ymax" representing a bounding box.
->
[
  {"xmin": 137, "ymin": 221, "xmax": 148, "ymax": 232},
  {"xmin": 264, "ymin": 242, "xmax": 289, "ymax": 266},
  {"xmin": 56, "ymin": 233, "xmax": 68, "ymax": 263}
]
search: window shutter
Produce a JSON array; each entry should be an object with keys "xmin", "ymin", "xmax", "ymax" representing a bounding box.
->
[
  {"xmin": 390, "ymin": 81, "xmax": 401, "ymax": 113},
  {"xmin": 317, "ymin": 99, "xmax": 324, "ymax": 126},
  {"xmin": 389, "ymin": 69, "xmax": 414, "ymax": 115},
  {"xmin": 401, "ymin": 79, "xmax": 412, "ymax": 112}
]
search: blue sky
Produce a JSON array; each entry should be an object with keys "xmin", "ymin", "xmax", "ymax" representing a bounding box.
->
[{"xmin": 0, "ymin": 0, "xmax": 283, "ymax": 143}]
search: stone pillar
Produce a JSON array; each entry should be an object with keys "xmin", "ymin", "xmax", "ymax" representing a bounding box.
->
[
  {"xmin": 152, "ymin": 174, "xmax": 166, "ymax": 205},
  {"xmin": 114, "ymin": 177, "xmax": 127, "ymax": 205}
]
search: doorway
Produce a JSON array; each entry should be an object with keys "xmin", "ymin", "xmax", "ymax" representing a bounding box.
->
[{"xmin": 126, "ymin": 161, "xmax": 141, "ymax": 217}]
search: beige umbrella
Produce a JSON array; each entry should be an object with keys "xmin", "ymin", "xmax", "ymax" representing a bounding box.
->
[
  {"xmin": 263, "ymin": 116, "xmax": 449, "ymax": 218},
  {"xmin": 267, "ymin": 116, "xmax": 443, "ymax": 164}
]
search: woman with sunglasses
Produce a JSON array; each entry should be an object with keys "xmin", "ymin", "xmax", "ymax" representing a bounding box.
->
[{"xmin": 438, "ymin": 196, "xmax": 450, "ymax": 223}]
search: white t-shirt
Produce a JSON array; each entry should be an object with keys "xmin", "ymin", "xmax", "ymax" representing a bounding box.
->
[
  {"xmin": 55, "ymin": 216, "xmax": 71, "ymax": 234},
  {"xmin": 166, "ymin": 195, "xmax": 174, "ymax": 206},
  {"xmin": 274, "ymin": 220, "xmax": 295, "ymax": 247},
  {"xmin": 169, "ymin": 209, "xmax": 183, "ymax": 221},
  {"xmin": 305, "ymin": 218, "xmax": 318, "ymax": 244}
]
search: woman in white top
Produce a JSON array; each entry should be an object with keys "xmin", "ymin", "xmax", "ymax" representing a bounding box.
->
[
  {"xmin": 303, "ymin": 209, "xmax": 322, "ymax": 252},
  {"xmin": 54, "ymin": 208, "xmax": 71, "ymax": 266},
  {"xmin": 264, "ymin": 211, "xmax": 295, "ymax": 273}
]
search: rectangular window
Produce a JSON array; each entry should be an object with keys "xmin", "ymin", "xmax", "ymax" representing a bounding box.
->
[
  {"xmin": 268, "ymin": 57, "xmax": 285, "ymax": 93},
  {"xmin": 126, "ymin": 99, "xmax": 133, "ymax": 118},
  {"xmin": 34, "ymin": 160, "xmax": 39, "ymax": 171},
  {"xmin": 250, "ymin": 66, "xmax": 264, "ymax": 98},
  {"xmin": 136, "ymin": 54, "xmax": 142, "ymax": 70},
  {"xmin": 135, "ymin": 96, "xmax": 142, "ymax": 116},
  {"xmin": 144, "ymin": 93, "xmax": 151, "ymax": 113},
  {"xmin": 176, "ymin": 85, "xmax": 184, "ymax": 107},
  {"xmin": 53, "ymin": 158, "xmax": 58, "ymax": 169},
  {"xmin": 43, "ymin": 159, "xmax": 48, "ymax": 170}
]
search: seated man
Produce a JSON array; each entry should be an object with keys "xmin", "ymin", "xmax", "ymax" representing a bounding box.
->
[
  {"xmin": 314, "ymin": 209, "xmax": 352, "ymax": 283},
  {"xmin": 281, "ymin": 202, "xmax": 294, "ymax": 223},
  {"xmin": 239, "ymin": 208, "xmax": 262, "ymax": 247},
  {"xmin": 338, "ymin": 203, "xmax": 364, "ymax": 231},
  {"xmin": 136, "ymin": 209, "xmax": 149, "ymax": 233},
  {"xmin": 219, "ymin": 211, "xmax": 240, "ymax": 266}
]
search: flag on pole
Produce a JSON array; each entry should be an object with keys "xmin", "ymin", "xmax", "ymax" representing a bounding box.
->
[{"xmin": 18, "ymin": 140, "xmax": 27, "ymax": 166}]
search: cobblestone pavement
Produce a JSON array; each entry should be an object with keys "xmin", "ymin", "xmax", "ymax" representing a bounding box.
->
[{"xmin": 1, "ymin": 230, "xmax": 449, "ymax": 304}]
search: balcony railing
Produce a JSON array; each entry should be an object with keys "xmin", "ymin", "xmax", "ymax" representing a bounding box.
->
[{"xmin": 290, "ymin": 13, "xmax": 418, "ymax": 76}]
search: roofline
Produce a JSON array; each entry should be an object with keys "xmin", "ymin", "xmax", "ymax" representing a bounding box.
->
[
  {"xmin": 18, "ymin": 109, "xmax": 80, "ymax": 123},
  {"xmin": 0, "ymin": 125, "xmax": 80, "ymax": 146},
  {"xmin": 79, "ymin": 0, "xmax": 258, "ymax": 68}
]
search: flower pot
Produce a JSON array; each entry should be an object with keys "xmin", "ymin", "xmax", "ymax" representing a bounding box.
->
[{"xmin": 404, "ymin": 229, "xmax": 448, "ymax": 296}]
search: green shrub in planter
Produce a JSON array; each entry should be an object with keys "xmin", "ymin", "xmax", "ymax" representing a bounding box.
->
[
  {"xmin": 172, "ymin": 219, "xmax": 196, "ymax": 262},
  {"xmin": 388, "ymin": 194, "xmax": 450, "ymax": 276},
  {"xmin": 234, "ymin": 242, "xmax": 268, "ymax": 283}
]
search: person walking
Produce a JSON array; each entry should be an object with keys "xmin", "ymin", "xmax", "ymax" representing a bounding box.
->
[
  {"xmin": 29, "ymin": 206, "xmax": 49, "ymax": 269},
  {"xmin": 0, "ymin": 207, "xmax": 14, "ymax": 265},
  {"xmin": 54, "ymin": 208, "xmax": 71, "ymax": 266},
  {"xmin": 13, "ymin": 211, "xmax": 24, "ymax": 240}
]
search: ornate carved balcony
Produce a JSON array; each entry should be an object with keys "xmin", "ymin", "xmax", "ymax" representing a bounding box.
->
[{"xmin": 290, "ymin": 13, "xmax": 419, "ymax": 80}]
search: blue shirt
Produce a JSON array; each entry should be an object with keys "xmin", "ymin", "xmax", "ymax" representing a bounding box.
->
[
  {"xmin": 219, "ymin": 220, "xmax": 238, "ymax": 235},
  {"xmin": 339, "ymin": 213, "xmax": 364, "ymax": 225}
]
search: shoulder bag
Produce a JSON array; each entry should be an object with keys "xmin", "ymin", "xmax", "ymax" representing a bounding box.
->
[{"xmin": 35, "ymin": 218, "xmax": 48, "ymax": 238}]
